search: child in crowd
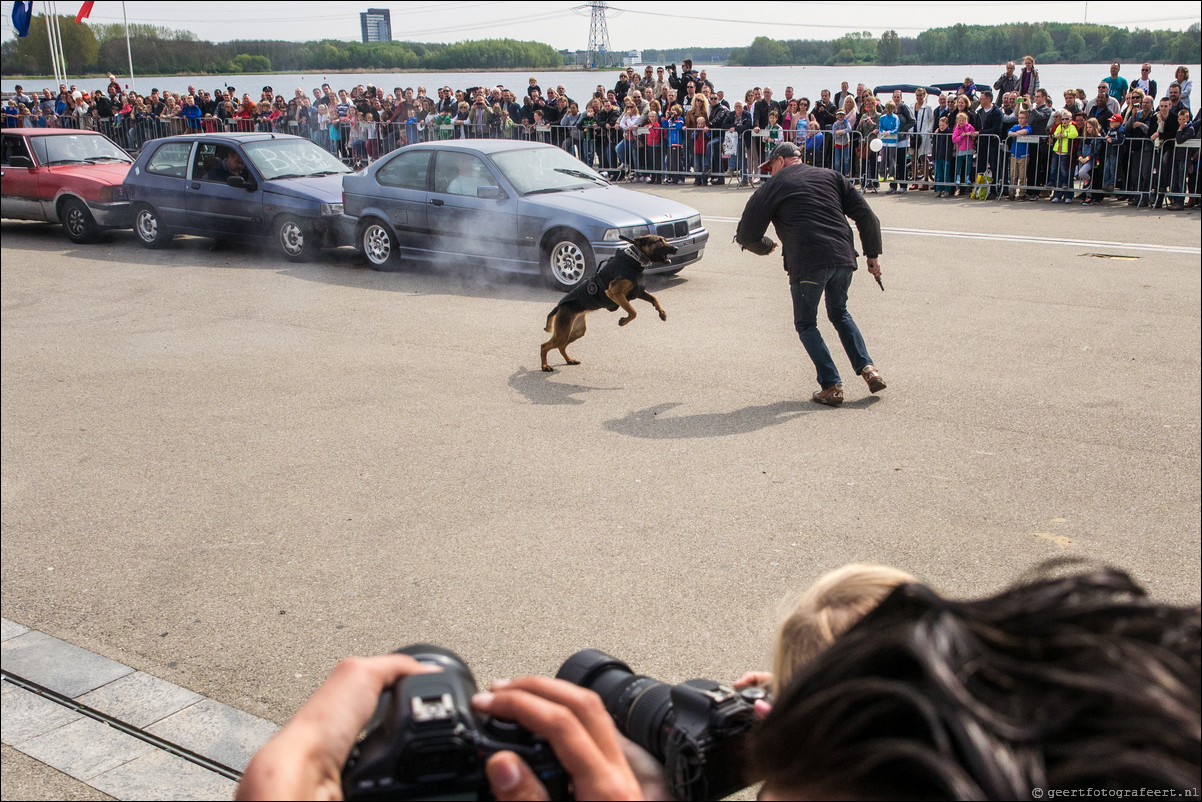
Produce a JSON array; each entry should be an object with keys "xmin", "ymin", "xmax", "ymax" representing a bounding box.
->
[
  {"xmin": 664, "ymin": 105, "xmax": 685, "ymax": 184},
  {"xmin": 803, "ymin": 120, "xmax": 824, "ymax": 165},
  {"xmin": 363, "ymin": 111, "xmax": 379, "ymax": 163},
  {"xmin": 1101, "ymin": 113, "xmax": 1126, "ymax": 194},
  {"xmin": 692, "ymin": 113, "xmax": 709, "ymax": 185},
  {"xmin": 764, "ymin": 109, "xmax": 783, "ymax": 151},
  {"xmin": 952, "ymin": 111, "xmax": 977, "ymax": 195},
  {"xmin": 645, "ymin": 111, "xmax": 663, "ymax": 183},
  {"xmin": 1050, "ymin": 109, "xmax": 1079, "ymax": 203},
  {"xmin": 734, "ymin": 564, "xmax": 917, "ymax": 697},
  {"xmin": 878, "ymin": 101, "xmax": 899, "ymax": 189},
  {"xmin": 1006, "ymin": 108, "xmax": 1032, "ymax": 200},
  {"xmin": 832, "ymin": 110, "xmax": 852, "ymax": 176},
  {"xmin": 856, "ymin": 99, "xmax": 880, "ymax": 191},
  {"xmin": 1076, "ymin": 117, "xmax": 1102, "ymax": 204},
  {"xmin": 933, "ymin": 114, "xmax": 954, "ymax": 196},
  {"xmin": 1167, "ymin": 107, "xmax": 1199, "ymax": 210}
]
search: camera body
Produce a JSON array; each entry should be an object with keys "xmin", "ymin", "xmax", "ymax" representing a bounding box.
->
[
  {"xmin": 557, "ymin": 649, "xmax": 761, "ymax": 801},
  {"xmin": 342, "ymin": 645, "xmax": 569, "ymax": 801}
]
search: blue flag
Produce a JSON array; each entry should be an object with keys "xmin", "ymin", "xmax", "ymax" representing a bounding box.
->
[{"xmin": 11, "ymin": 0, "xmax": 33, "ymax": 37}]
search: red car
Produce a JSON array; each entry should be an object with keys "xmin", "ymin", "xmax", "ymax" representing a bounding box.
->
[{"xmin": 1, "ymin": 128, "xmax": 133, "ymax": 243}]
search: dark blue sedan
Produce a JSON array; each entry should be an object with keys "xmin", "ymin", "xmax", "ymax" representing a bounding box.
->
[{"xmin": 122, "ymin": 133, "xmax": 350, "ymax": 260}]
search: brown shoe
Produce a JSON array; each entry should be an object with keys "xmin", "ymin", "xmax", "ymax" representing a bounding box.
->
[
  {"xmin": 812, "ymin": 384, "xmax": 844, "ymax": 406},
  {"xmin": 861, "ymin": 365, "xmax": 886, "ymax": 393}
]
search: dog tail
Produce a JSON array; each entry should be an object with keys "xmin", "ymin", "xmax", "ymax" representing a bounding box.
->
[{"xmin": 545, "ymin": 306, "xmax": 559, "ymax": 333}]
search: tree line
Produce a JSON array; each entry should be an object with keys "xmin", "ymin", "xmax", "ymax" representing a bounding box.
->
[
  {"xmin": 729, "ymin": 22, "xmax": 1202, "ymax": 66},
  {"xmin": 1, "ymin": 17, "xmax": 563, "ymax": 77}
]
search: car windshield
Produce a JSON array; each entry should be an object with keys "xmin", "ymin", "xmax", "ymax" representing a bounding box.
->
[
  {"xmin": 241, "ymin": 138, "xmax": 351, "ymax": 180},
  {"xmin": 41, "ymin": 134, "xmax": 131, "ymax": 165},
  {"xmin": 490, "ymin": 146, "xmax": 607, "ymax": 195}
]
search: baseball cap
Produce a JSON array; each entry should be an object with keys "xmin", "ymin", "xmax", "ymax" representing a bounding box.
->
[
  {"xmin": 759, "ymin": 141, "xmax": 801, "ymax": 172},
  {"xmin": 1109, "ymin": 113, "xmax": 1123, "ymax": 123}
]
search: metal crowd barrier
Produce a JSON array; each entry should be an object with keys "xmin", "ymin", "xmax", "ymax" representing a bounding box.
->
[{"xmin": 14, "ymin": 110, "xmax": 1198, "ymax": 202}]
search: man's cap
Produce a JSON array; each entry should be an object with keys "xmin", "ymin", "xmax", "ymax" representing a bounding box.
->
[
  {"xmin": 1110, "ymin": 113, "xmax": 1123, "ymax": 123},
  {"xmin": 759, "ymin": 141, "xmax": 801, "ymax": 172}
]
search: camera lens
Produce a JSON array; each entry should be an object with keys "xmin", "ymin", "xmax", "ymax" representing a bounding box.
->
[{"xmin": 557, "ymin": 649, "xmax": 674, "ymax": 759}]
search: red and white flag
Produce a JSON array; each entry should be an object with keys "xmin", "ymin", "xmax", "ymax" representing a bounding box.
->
[{"xmin": 76, "ymin": 1, "xmax": 94, "ymax": 23}]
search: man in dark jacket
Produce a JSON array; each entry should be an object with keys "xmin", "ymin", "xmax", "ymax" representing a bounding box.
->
[
  {"xmin": 975, "ymin": 89, "xmax": 1006, "ymax": 197},
  {"xmin": 735, "ymin": 142, "xmax": 887, "ymax": 406}
]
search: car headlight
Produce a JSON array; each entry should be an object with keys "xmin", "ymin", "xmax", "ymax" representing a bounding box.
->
[
  {"xmin": 320, "ymin": 202, "xmax": 344, "ymax": 217},
  {"xmin": 686, "ymin": 214, "xmax": 702, "ymax": 231},
  {"xmin": 98, "ymin": 185, "xmax": 126, "ymax": 202},
  {"xmin": 603, "ymin": 224, "xmax": 651, "ymax": 242}
]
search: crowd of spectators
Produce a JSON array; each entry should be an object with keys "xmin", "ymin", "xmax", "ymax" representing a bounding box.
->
[{"xmin": 4, "ymin": 59, "xmax": 1199, "ymax": 207}]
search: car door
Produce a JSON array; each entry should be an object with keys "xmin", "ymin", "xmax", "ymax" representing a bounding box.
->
[
  {"xmin": 0, "ymin": 132, "xmax": 45, "ymax": 221},
  {"xmin": 130, "ymin": 140, "xmax": 194, "ymax": 230},
  {"xmin": 369, "ymin": 148, "xmax": 429, "ymax": 250},
  {"xmin": 426, "ymin": 150, "xmax": 520, "ymax": 266},
  {"xmin": 185, "ymin": 141, "xmax": 265, "ymax": 239}
]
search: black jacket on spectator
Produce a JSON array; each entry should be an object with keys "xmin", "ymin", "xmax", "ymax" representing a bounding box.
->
[
  {"xmin": 709, "ymin": 103, "xmax": 732, "ymax": 131},
  {"xmin": 977, "ymin": 105, "xmax": 1005, "ymax": 139},
  {"xmin": 1027, "ymin": 104, "xmax": 1054, "ymax": 136},
  {"xmin": 753, "ymin": 98, "xmax": 780, "ymax": 129},
  {"xmin": 813, "ymin": 101, "xmax": 838, "ymax": 130},
  {"xmin": 895, "ymin": 102, "xmax": 915, "ymax": 134},
  {"xmin": 736, "ymin": 162, "xmax": 882, "ymax": 283}
]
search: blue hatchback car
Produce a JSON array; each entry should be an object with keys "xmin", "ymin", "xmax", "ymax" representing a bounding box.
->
[{"xmin": 123, "ymin": 133, "xmax": 351, "ymax": 260}]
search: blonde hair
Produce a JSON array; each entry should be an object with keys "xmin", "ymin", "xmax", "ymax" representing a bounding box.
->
[
  {"xmin": 1085, "ymin": 118, "xmax": 1101, "ymax": 135},
  {"xmin": 772, "ymin": 564, "xmax": 916, "ymax": 693}
]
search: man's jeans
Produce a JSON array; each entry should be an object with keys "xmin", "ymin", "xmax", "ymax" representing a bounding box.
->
[{"xmin": 790, "ymin": 267, "xmax": 873, "ymax": 390}]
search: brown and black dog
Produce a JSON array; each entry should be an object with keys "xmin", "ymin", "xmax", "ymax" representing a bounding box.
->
[{"xmin": 540, "ymin": 234, "xmax": 677, "ymax": 371}]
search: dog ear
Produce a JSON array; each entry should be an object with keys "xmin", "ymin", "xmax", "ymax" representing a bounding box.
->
[{"xmin": 618, "ymin": 235, "xmax": 636, "ymax": 245}]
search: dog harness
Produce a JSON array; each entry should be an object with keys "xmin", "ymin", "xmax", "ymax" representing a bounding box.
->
[{"xmin": 560, "ymin": 245, "xmax": 649, "ymax": 312}]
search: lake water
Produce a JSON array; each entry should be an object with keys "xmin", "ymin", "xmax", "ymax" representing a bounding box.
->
[{"xmin": 6, "ymin": 62, "xmax": 1197, "ymax": 105}]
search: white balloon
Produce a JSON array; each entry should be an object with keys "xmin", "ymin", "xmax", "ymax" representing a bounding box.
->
[{"xmin": 869, "ymin": 138, "xmax": 884, "ymax": 153}]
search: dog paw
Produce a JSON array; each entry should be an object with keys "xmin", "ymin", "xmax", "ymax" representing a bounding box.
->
[
  {"xmin": 541, "ymin": 365, "xmax": 554, "ymax": 372},
  {"xmin": 618, "ymin": 317, "xmax": 630, "ymax": 326},
  {"xmin": 566, "ymin": 359, "xmax": 580, "ymax": 365}
]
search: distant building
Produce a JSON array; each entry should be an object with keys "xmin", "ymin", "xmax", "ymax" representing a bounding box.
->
[
  {"xmin": 623, "ymin": 50, "xmax": 642, "ymax": 66},
  {"xmin": 360, "ymin": 8, "xmax": 391, "ymax": 43}
]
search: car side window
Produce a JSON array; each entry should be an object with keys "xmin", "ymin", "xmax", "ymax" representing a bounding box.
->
[
  {"xmin": 194, "ymin": 143, "xmax": 224, "ymax": 182},
  {"xmin": 1, "ymin": 134, "xmax": 31, "ymax": 166},
  {"xmin": 376, "ymin": 150, "xmax": 430, "ymax": 191},
  {"xmin": 145, "ymin": 142, "xmax": 193, "ymax": 178},
  {"xmin": 433, "ymin": 152, "xmax": 492, "ymax": 196}
]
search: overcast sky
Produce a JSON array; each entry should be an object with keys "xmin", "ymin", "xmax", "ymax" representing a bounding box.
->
[{"xmin": 2, "ymin": 1, "xmax": 1199, "ymax": 47}]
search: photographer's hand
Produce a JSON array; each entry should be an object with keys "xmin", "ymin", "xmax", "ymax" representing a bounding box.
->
[
  {"xmin": 236, "ymin": 655, "xmax": 440, "ymax": 801},
  {"xmin": 475, "ymin": 677, "xmax": 643, "ymax": 801}
]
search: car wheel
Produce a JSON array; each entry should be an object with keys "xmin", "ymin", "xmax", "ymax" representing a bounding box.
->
[
  {"xmin": 360, "ymin": 219, "xmax": 398, "ymax": 270},
  {"xmin": 542, "ymin": 231, "xmax": 595, "ymax": 291},
  {"xmin": 276, "ymin": 215, "xmax": 314, "ymax": 262},
  {"xmin": 133, "ymin": 203, "xmax": 173, "ymax": 249},
  {"xmin": 61, "ymin": 197, "xmax": 100, "ymax": 244}
]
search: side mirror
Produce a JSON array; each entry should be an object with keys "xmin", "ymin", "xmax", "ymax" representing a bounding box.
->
[
  {"xmin": 227, "ymin": 175, "xmax": 256, "ymax": 191},
  {"xmin": 9, "ymin": 155, "xmax": 33, "ymax": 168},
  {"xmin": 476, "ymin": 185, "xmax": 505, "ymax": 200}
]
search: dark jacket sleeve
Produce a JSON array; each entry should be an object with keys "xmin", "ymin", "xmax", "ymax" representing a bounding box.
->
[
  {"xmin": 841, "ymin": 179, "xmax": 882, "ymax": 258},
  {"xmin": 735, "ymin": 185, "xmax": 777, "ymax": 254}
]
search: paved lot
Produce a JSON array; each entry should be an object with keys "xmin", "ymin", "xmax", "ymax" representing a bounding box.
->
[{"xmin": 2, "ymin": 187, "xmax": 1200, "ymax": 798}]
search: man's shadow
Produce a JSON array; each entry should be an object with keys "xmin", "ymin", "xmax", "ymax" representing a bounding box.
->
[
  {"xmin": 509, "ymin": 367, "xmax": 623, "ymax": 406},
  {"xmin": 603, "ymin": 400, "xmax": 855, "ymax": 439}
]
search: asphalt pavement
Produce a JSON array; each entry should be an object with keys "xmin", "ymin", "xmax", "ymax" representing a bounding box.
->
[{"xmin": 2, "ymin": 186, "xmax": 1200, "ymax": 799}]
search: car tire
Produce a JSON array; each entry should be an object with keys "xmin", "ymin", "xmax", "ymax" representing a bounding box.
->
[
  {"xmin": 133, "ymin": 203, "xmax": 172, "ymax": 249},
  {"xmin": 276, "ymin": 215, "xmax": 314, "ymax": 262},
  {"xmin": 541, "ymin": 230, "xmax": 595, "ymax": 292},
  {"xmin": 360, "ymin": 219, "xmax": 399, "ymax": 270},
  {"xmin": 60, "ymin": 197, "xmax": 100, "ymax": 244}
]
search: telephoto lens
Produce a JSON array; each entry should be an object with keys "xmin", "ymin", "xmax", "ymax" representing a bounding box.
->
[{"xmin": 557, "ymin": 649, "xmax": 757, "ymax": 801}]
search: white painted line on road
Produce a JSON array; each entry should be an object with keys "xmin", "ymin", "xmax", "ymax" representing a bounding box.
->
[{"xmin": 702, "ymin": 217, "xmax": 1202, "ymax": 256}]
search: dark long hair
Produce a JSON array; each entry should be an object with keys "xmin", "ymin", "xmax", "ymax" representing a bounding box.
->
[{"xmin": 751, "ymin": 566, "xmax": 1201, "ymax": 800}]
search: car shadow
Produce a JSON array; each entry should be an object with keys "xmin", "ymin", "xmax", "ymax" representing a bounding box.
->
[
  {"xmin": 508, "ymin": 367, "xmax": 624, "ymax": 406},
  {"xmin": 602, "ymin": 400, "xmax": 817, "ymax": 439}
]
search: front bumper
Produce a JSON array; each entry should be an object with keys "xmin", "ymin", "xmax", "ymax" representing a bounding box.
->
[
  {"xmin": 593, "ymin": 227, "xmax": 710, "ymax": 274},
  {"xmin": 86, "ymin": 200, "xmax": 131, "ymax": 228}
]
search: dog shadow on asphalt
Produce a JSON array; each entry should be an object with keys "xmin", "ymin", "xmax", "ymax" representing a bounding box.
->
[
  {"xmin": 602, "ymin": 397, "xmax": 881, "ymax": 439},
  {"xmin": 508, "ymin": 367, "xmax": 624, "ymax": 406}
]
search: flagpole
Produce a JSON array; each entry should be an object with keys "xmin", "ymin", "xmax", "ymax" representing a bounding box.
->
[
  {"xmin": 44, "ymin": 1, "xmax": 61, "ymax": 87},
  {"xmin": 51, "ymin": 1, "xmax": 66, "ymax": 83},
  {"xmin": 122, "ymin": 1, "xmax": 135, "ymax": 91}
]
